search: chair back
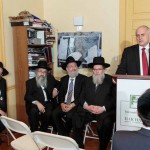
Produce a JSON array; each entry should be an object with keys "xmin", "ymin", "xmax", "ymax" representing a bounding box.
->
[
  {"xmin": 32, "ymin": 131, "xmax": 81, "ymax": 150},
  {"xmin": 0, "ymin": 116, "xmax": 31, "ymax": 139},
  {"xmin": 0, "ymin": 116, "xmax": 41, "ymax": 150}
]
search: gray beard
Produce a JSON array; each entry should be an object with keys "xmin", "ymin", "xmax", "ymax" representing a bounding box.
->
[
  {"xmin": 68, "ymin": 70, "xmax": 78, "ymax": 78},
  {"xmin": 36, "ymin": 75, "xmax": 47, "ymax": 88},
  {"xmin": 92, "ymin": 73, "xmax": 105, "ymax": 85}
]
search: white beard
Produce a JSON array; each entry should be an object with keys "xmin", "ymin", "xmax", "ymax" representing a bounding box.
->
[
  {"xmin": 92, "ymin": 73, "xmax": 105, "ymax": 85},
  {"xmin": 36, "ymin": 75, "xmax": 47, "ymax": 88},
  {"xmin": 68, "ymin": 70, "xmax": 78, "ymax": 78}
]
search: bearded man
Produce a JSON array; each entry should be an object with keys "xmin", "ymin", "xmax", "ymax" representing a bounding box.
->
[
  {"xmin": 52, "ymin": 56, "xmax": 87, "ymax": 136},
  {"xmin": 24, "ymin": 60, "xmax": 60, "ymax": 132},
  {"xmin": 72, "ymin": 56, "xmax": 116, "ymax": 150}
]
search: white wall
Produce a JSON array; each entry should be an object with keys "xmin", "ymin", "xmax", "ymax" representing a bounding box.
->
[
  {"xmin": 2, "ymin": 0, "xmax": 44, "ymax": 118},
  {"xmin": 43, "ymin": 0, "xmax": 120, "ymax": 77},
  {"xmin": 1, "ymin": 0, "xmax": 120, "ymax": 118}
]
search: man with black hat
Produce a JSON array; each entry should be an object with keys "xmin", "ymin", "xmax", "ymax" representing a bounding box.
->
[
  {"xmin": 52, "ymin": 56, "xmax": 87, "ymax": 136},
  {"xmin": 72, "ymin": 56, "xmax": 116, "ymax": 150},
  {"xmin": 0, "ymin": 62, "xmax": 9, "ymax": 144},
  {"xmin": 24, "ymin": 59, "xmax": 60, "ymax": 132},
  {"xmin": 112, "ymin": 89, "xmax": 150, "ymax": 150}
]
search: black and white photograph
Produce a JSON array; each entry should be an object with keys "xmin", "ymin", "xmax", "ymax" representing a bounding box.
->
[{"xmin": 57, "ymin": 32, "xmax": 102, "ymax": 68}]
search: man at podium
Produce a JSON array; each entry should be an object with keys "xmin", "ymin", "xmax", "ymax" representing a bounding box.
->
[{"xmin": 116, "ymin": 25, "xmax": 150, "ymax": 75}]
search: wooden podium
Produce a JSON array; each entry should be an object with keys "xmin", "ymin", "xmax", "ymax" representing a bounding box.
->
[{"xmin": 113, "ymin": 75, "xmax": 150, "ymax": 131}]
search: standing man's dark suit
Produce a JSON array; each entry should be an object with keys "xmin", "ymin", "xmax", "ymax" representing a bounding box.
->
[
  {"xmin": 116, "ymin": 25, "xmax": 150, "ymax": 75},
  {"xmin": 112, "ymin": 128, "xmax": 150, "ymax": 150},
  {"xmin": 116, "ymin": 44, "xmax": 150, "ymax": 75},
  {"xmin": 72, "ymin": 57, "xmax": 116, "ymax": 150}
]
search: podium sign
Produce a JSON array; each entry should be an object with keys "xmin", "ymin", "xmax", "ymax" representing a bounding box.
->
[{"xmin": 116, "ymin": 75, "xmax": 150, "ymax": 131}]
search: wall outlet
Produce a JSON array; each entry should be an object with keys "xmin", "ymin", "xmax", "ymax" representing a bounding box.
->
[{"xmin": 76, "ymin": 26, "xmax": 82, "ymax": 31}]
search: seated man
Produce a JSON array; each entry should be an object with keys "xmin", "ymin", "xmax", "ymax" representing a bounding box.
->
[
  {"xmin": 24, "ymin": 60, "xmax": 60, "ymax": 132},
  {"xmin": 112, "ymin": 89, "xmax": 150, "ymax": 150},
  {"xmin": 52, "ymin": 56, "xmax": 87, "ymax": 136},
  {"xmin": 0, "ymin": 62, "xmax": 9, "ymax": 144},
  {"xmin": 72, "ymin": 56, "xmax": 116, "ymax": 150}
]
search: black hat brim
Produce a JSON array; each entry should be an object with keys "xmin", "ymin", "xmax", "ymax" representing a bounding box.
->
[
  {"xmin": 62, "ymin": 61, "xmax": 81, "ymax": 70},
  {"xmin": 2, "ymin": 68, "xmax": 9, "ymax": 76},
  {"xmin": 32, "ymin": 66, "xmax": 51, "ymax": 71},
  {"xmin": 88, "ymin": 63, "xmax": 110, "ymax": 68}
]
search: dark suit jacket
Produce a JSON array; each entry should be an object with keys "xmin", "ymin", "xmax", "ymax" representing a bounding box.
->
[
  {"xmin": 112, "ymin": 128, "xmax": 150, "ymax": 150},
  {"xmin": 58, "ymin": 74, "xmax": 87, "ymax": 105},
  {"xmin": 0, "ymin": 77, "xmax": 7, "ymax": 132},
  {"xmin": 80, "ymin": 74, "xmax": 116, "ymax": 111},
  {"xmin": 116, "ymin": 44, "xmax": 150, "ymax": 75},
  {"xmin": 24, "ymin": 74, "xmax": 60, "ymax": 113},
  {"xmin": 73, "ymin": 74, "xmax": 116, "ymax": 128},
  {"xmin": 0, "ymin": 77, "xmax": 7, "ymax": 112}
]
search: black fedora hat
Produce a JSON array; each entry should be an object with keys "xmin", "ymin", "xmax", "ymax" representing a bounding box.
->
[
  {"xmin": 137, "ymin": 91, "xmax": 150, "ymax": 120},
  {"xmin": 61, "ymin": 56, "xmax": 81, "ymax": 70},
  {"xmin": 88, "ymin": 56, "xmax": 110, "ymax": 68},
  {"xmin": 0, "ymin": 62, "xmax": 9, "ymax": 76},
  {"xmin": 34, "ymin": 60, "xmax": 51, "ymax": 71}
]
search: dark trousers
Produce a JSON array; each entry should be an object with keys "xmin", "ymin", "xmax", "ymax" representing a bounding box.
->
[
  {"xmin": 28, "ymin": 103, "xmax": 53, "ymax": 132},
  {"xmin": 52, "ymin": 106, "xmax": 76, "ymax": 136},
  {"xmin": 72, "ymin": 112, "xmax": 115, "ymax": 150}
]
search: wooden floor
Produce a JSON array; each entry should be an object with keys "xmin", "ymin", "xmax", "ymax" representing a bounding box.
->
[{"xmin": 0, "ymin": 131, "xmax": 111, "ymax": 150}]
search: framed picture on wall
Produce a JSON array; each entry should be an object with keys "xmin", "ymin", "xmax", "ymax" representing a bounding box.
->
[{"xmin": 57, "ymin": 32, "xmax": 102, "ymax": 68}]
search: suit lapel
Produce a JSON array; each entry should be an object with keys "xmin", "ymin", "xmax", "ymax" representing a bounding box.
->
[
  {"xmin": 74, "ymin": 75, "xmax": 82, "ymax": 95},
  {"xmin": 64, "ymin": 76, "xmax": 69, "ymax": 93},
  {"xmin": 148, "ymin": 44, "xmax": 150, "ymax": 75},
  {"xmin": 134, "ymin": 45, "xmax": 140, "ymax": 75}
]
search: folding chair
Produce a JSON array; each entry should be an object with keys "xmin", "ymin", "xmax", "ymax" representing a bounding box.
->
[
  {"xmin": 38, "ymin": 121, "xmax": 53, "ymax": 133},
  {"xmin": 47, "ymin": 125, "xmax": 53, "ymax": 133},
  {"xmin": 84, "ymin": 120, "xmax": 116, "ymax": 144},
  {"xmin": 83, "ymin": 120, "xmax": 99, "ymax": 144},
  {"xmin": 0, "ymin": 116, "xmax": 43, "ymax": 150},
  {"xmin": 32, "ymin": 131, "xmax": 84, "ymax": 150}
]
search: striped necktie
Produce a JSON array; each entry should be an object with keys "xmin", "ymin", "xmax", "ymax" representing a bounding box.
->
[{"xmin": 66, "ymin": 79, "xmax": 74, "ymax": 104}]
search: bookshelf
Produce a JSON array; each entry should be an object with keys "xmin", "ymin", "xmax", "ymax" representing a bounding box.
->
[{"xmin": 12, "ymin": 26, "xmax": 55, "ymax": 123}]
